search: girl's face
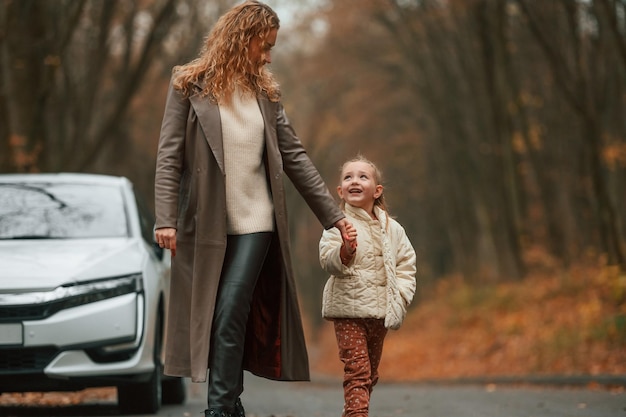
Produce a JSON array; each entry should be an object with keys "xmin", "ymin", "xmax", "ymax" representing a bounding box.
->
[{"xmin": 337, "ymin": 161, "xmax": 383, "ymax": 215}]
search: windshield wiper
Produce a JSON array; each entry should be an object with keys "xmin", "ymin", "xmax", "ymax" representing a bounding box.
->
[{"xmin": 0, "ymin": 183, "xmax": 68, "ymax": 209}]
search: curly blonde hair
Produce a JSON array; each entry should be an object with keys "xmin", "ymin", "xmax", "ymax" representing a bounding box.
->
[{"xmin": 172, "ymin": 1, "xmax": 280, "ymax": 103}]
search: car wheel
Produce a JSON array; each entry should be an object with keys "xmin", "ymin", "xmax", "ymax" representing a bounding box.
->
[
  {"xmin": 162, "ymin": 376, "xmax": 186, "ymax": 405},
  {"xmin": 117, "ymin": 312, "xmax": 163, "ymax": 414}
]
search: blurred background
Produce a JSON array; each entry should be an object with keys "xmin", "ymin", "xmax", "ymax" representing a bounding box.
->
[{"xmin": 1, "ymin": 0, "xmax": 625, "ymax": 380}]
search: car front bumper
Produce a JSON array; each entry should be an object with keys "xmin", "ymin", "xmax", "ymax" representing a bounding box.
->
[{"xmin": 0, "ymin": 293, "xmax": 154, "ymax": 392}]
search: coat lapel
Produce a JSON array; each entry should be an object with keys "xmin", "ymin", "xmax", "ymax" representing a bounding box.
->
[
  {"xmin": 257, "ymin": 95, "xmax": 281, "ymax": 167},
  {"xmin": 189, "ymin": 91, "xmax": 276, "ymax": 175},
  {"xmin": 189, "ymin": 93, "xmax": 224, "ymax": 174},
  {"xmin": 256, "ymin": 95, "xmax": 274, "ymax": 130}
]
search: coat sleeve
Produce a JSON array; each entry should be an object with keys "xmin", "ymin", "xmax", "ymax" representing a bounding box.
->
[
  {"xmin": 154, "ymin": 77, "xmax": 190, "ymax": 229},
  {"xmin": 275, "ymin": 102, "xmax": 344, "ymax": 230}
]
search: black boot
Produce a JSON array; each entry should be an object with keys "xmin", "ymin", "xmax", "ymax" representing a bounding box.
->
[
  {"xmin": 234, "ymin": 398, "xmax": 245, "ymax": 417},
  {"xmin": 204, "ymin": 408, "xmax": 232, "ymax": 417}
]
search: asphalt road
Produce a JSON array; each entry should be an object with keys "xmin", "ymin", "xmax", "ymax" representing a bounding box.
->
[
  {"xmin": 179, "ymin": 373, "xmax": 625, "ymax": 417},
  {"xmin": 0, "ymin": 373, "xmax": 624, "ymax": 417}
]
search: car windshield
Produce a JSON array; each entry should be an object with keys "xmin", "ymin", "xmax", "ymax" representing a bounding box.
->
[{"xmin": 0, "ymin": 182, "xmax": 129, "ymax": 239}]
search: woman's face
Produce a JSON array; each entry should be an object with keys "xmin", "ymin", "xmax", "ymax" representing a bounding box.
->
[{"xmin": 248, "ymin": 28, "xmax": 277, "ymax": 71}]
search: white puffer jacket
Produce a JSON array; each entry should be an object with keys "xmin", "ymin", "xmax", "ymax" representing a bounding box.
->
[{"xmin": 319, "ymin": 204, "xmax": 417, "ymax": 330}]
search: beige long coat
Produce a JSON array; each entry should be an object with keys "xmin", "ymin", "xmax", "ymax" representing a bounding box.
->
[{"xmin": 154, "ymin": 78, "xmax": 344, "ymax": 383}]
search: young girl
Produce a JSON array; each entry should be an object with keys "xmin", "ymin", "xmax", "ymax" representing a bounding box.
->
[{"xmin": 319, "ymin": 155, "xmax": 417, "ymax": 417}]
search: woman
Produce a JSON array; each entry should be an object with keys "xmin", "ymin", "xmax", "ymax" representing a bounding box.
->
[{"xmin": 153, "ymin": 2, "xmax": 352, "ymax": 417}]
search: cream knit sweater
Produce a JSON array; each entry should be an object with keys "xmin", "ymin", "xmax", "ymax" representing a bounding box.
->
[{"xmin": 219, "ymin": 88, "xmax": 274, "ymax": 234}]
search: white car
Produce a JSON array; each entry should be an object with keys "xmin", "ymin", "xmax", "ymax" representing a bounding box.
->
[{"xmin": 0, "ymin": 173, "xmax": 185, "ymax": 414}]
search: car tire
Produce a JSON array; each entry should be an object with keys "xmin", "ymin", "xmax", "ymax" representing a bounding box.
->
[
  {"xmin": 162, "ymin": 377, "xmax": 186, "ymax": 405},
  {"xmin": 117, "ymin": 312, "xmax": 164, "ymax": 414}
]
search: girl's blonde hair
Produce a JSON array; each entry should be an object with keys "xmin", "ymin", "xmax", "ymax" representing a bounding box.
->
[
  {"xmin": 339, "ymin": 154, "xmax": 388, "ymax": 212},
  {"xmin": 172, "ymin": 1, "xmax": 280, "ymax": 103}
]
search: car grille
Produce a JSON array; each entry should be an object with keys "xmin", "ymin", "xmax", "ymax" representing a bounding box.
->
[
  {"xmin": 0, "ymin": 303, "xmax": 61, "ymax": 322},
  {"xmin": 0, "ymin": 346, "xmax": 59, "ymax": 374}
]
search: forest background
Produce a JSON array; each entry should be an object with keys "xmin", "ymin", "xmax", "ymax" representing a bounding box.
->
[{"xmin": 1, "ymin": 0, "xmax": 625, "ymax": 384}]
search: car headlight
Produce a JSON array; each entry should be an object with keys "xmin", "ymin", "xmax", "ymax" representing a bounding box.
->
[
  {"xmin": 53, "ymin": 274, "xmax": 144, "ymax": 308},
  {"xmin": 0, "ymin": 274, "xmax": 144, "ymax": 321}
]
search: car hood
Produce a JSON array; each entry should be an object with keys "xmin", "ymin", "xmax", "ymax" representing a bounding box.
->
[{"xmin": 0, "ymin": 238, "xmax": 143, "ymax": 292}]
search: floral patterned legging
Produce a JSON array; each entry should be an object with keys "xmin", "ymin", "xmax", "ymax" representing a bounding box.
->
[{"xmin": 333, "ymin": 318, "xmax": 388, "ymax": 417}]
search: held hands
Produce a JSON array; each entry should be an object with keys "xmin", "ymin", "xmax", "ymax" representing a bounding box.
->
[
  {"xmin": 334, "ymin": 218, "xmax": 357, "ymax": 265},
  {"xmin": 155, "ymin": 227, "xmax": 177, "ymax": 257}
]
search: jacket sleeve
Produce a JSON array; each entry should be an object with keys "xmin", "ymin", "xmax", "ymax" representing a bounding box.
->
[
  {"xmin": 154, "ymin": 77, "xmax": 190, "ymax": 229},
  {"xmin": 319, "ymin": 227, "xmax": 353, "ymax": 276},
  {"xmin": 394, "ymin": 224, "xmax": 417, "ymax": 307},
  {"xmin": 275, "ymin": 102, "xmax": 344, "ymax": 230}
]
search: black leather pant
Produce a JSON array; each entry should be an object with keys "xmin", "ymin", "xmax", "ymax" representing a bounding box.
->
[{"xmin": 207, "ymin": 232, "xmax": 273, "ymax": 412}]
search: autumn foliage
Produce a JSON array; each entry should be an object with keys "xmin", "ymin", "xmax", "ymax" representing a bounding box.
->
[{"xmin": 311, "ymin": 258, "xmax": 626, "ymax": 382}]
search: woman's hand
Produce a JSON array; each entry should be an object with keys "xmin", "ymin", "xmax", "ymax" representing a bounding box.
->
[
  {"xmin": 334, "ymin": 218, "xmax": 357, "ymax": 248},
  {"xmin": 155, "ymin": 227, "xmax": 177, "ymax": 257},
  {"xmin": 334, "ymin": 219, "xmax": 357, "ymax": 265}
]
